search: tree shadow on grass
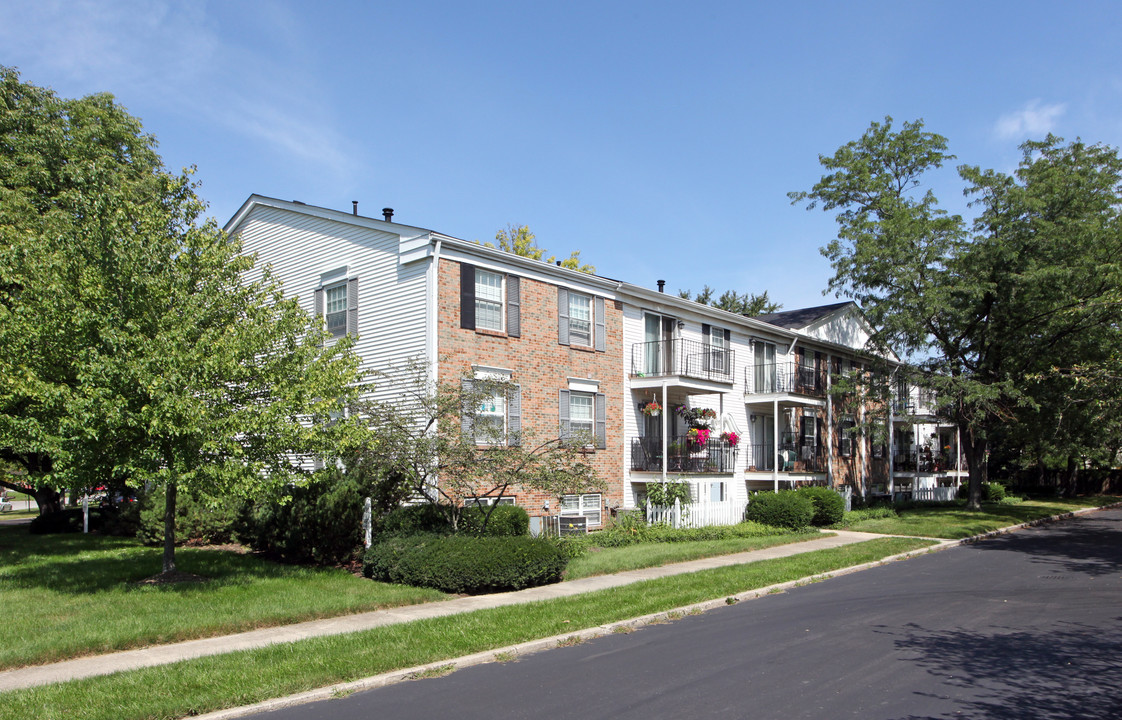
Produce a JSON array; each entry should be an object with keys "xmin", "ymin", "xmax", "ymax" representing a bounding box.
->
[
  {"xmin": 884, "ymin": 620, "xmax": 1122, "ymax": 720},
  {"xmin": 970, "ymin": 511, "xmax": 1122, "ymax": 578}
]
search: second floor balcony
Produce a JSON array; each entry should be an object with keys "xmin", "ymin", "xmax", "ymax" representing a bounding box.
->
[
  {"xmin": 745, "ymin": 361, "xmax": 825, "ymax": 398},
  {"xmin": 631, "ymin": 338, "xmax": 735, "ymax": 386},
  {"xmin": 747, "ymin": 440, "xmax": 827, "ymax": 474}
]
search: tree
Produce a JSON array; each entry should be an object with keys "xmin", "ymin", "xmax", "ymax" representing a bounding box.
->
[
  {"xmin": 489, "ymin": 224, "xmax": 595, "ymax": 274},
  {"xmin": 0, "ymin": 68, "xmax": 363, "ymax": 574},
  {"xmin": 356, "ymin": 361, "xmax": 604, "ymax": 532},
  {"xmin": 791, "ymin": 117, "xmax": 1122, "ymax": 508},
  {"xmin": 678, "ymin": 285, "xmax": 781, "ymax": 315}
]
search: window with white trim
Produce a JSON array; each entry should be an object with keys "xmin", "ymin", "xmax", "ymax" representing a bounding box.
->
[
  {"xmin": 839, "ymin": 415, "xmax": 856, "ymax": 457},
  {"xmin": 325, "ymin": 283, "xmax": 348, "ymax": 337},
  {"xmin": 709, "ymin": 481, "xmax": 726, "ymax": 503},
  {"xmin": 561, "ymin": 493, "xmax": 602, "ymax": 526},
  {"xmin": 709, "ymin": 327, "xmax": 727, "ymax": 373},
  {"xmin": 475, "ymin": 269, "xmax": 504, "ymax": 331},
  {"xmin": 569, "ymin": 392, "xmax": 594, "ymax": 438},
  {"xmin": 569, "ymin": 292, "xmax": 592, "ymax": 346},
  {"xmin": 476, "ymin": 390, "xmax": 506, "ymax": 444}
]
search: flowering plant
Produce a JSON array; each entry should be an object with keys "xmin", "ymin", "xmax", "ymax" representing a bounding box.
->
[
  {"xmin": 641, "ymin": 400, "xmax": 662, "ymax": 417},
  {"xmin": 720, "ymin": 431, "xmax": 740, "ymax": 447},
  {"xmin": 688, "ymin": 427, "xmax": 710, "ymax": 446}
]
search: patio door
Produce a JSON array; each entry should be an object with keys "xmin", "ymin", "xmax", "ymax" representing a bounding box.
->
[
  {"xmin": 753, "ymin": 342, "xmax": 776, "ymax": 392},
  {"xmin": 644, "ymin": 313, "xmax": 676, "ymax": 375}
]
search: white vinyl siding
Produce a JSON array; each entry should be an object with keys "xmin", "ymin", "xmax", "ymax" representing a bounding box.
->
[{"xmin": 475, "ymin": 269, "xmax": 504, "ymax": 331}]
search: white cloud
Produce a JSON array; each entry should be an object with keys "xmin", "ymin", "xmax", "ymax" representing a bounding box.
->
[
  {"xmin": 0, "ymin": 0, "xmax": 355, "ymax": 181},
  {"xmin": 994, "ymin": 100, "xmax": 1067, "ymax": 140}
]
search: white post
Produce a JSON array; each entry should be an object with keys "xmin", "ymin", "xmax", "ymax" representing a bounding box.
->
[
  {"xmin": 363, "ymin": 497, "xmax": 373, "ymax": 549},
  {"xmin": 661, "ymin": 382, "xmax": 669, "ymax": 482},
  {"xmin": 673, "ymin": 497, "xmax": 681, "ymax": 529},
  {"xmin": 82, "ymin": 493, "xmax": 88, "ymax": 534},
  {"xmin": 772, "ymin": 400, "xmax": 780, "ymax": 493}
]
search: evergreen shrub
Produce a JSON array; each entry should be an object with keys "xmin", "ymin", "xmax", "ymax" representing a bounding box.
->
[
  {"xmin": 794, "ymin": 486, "xmax": 846, "ymax": 526},
  {"xmin": 745, "ymin": 491, "xmax": 815, "ymax": 530},
  {"xmin": 138, "ymin": 490, "xmax": 242, "ymax": 547}
]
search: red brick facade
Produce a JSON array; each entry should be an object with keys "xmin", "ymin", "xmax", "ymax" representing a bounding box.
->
[{"xmin": 437, "ymin": 259, "xmax": 624, "ymax": 522}]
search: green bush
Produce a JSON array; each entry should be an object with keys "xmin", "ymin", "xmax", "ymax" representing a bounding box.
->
[
  {"xmin": 460, "ymin": 504, "xmax": 529, "ymax": 537},
  {"xmin": 983, "ymin": 482, "xmax": 1007, "ymax": 502},
  {"xmin": 378, "ymin": 504, "xmax": 453, "ymax": 536},
  {"xmin": 29, "ymin": 507, "xmax": 112, "ymax": 534},
  {"xmin": 364, "ymin": 534, "xmax": 568, "ymax": 594},
  {"xmin": 138, "ymin": 491, "xmax": 241, "ymax": 547},
  {"xmin": 239, "ymin": 474, "xmax": 366, "ymax": 564},
  {"xmin": 745, "ymin": 491, "xmax": 815, "ymax": 531},
  {"xmin": 794, "ymin": 486, "xmax": 845, "ymax": 526},
  {"xmin": 645, "ymin": 480, "xmax": 693, "ymax": 507},
  {"xmin": 840, "ymin": 505, "xmax": 898, "ymax": 525}
]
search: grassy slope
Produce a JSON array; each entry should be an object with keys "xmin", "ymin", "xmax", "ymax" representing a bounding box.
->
[{"xmin": 841, "ymin": 497, "xmax": 1119, "ymax": 538}]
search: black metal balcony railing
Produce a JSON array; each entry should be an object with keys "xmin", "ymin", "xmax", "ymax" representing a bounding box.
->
[
  {"xmin": 745, "ymin": 362, "xmax": 824, "ymax": 397},
  {"xmin": 894, "ymin": 451, "xmax": 968, "ymax": 473},
  {"xmin": 747, "ymin": 442, "xmax": 827, "ymax": 473},
  {"xmin": 631, "ymin": 339, "xmax": 735, "ymax": 383},
  {"xmin": 630, "ymin": 436, "xmax": 735, "ymax": 473}
]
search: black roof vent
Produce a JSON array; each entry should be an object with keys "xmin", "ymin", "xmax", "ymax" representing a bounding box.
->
[{"xmin": 383, "ymin": 208, "xmax": 394, "ymax": 222}]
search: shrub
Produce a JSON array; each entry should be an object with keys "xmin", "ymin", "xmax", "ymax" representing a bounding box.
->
[
  {"xmin": 840, "ymin": 505, "xmax": 898, "ymax": 525},
  {"xmin": 364, "ymin": 535, "xmax": 567, "ymax": 594},
  {"xmin": 138, "ymin": 490, "xmax": 242, "ymax": 547},
  {"xmin": 30, "ymin": 507, "xmax": 112, "ymax": 534},
  {"xmin": 745, "ymin": 491, "xmax": 815, "ymax": 531},
  {"xmin": 378, "ymin": 504, "xmax": 453, "ymax": 536},
  {"xmin": 983, "ymin": 482, "xmax": 1007, "ymax": 502},
  {"xmin": 794, "ymin": 486, "xmax": 845, "ymax": 526},
  {"xmin": 239, "ymin": 475, "xmax": 367, "ymax": 564},
  {"xmin": 645, "ymin": 480, "xmax": 693, "ymax": 507},
  {"xmin": 460, "ymin": 504, "xmax": 529, "ymax": 537}
]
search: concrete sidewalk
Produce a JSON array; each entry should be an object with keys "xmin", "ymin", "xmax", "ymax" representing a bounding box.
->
[{"xmin": 0, "ymin": 530, "xmax": 918, "ymax": 692}]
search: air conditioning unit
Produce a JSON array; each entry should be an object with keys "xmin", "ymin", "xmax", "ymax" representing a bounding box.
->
[{"xmin": 558, "ymin": 514, "xmax": 588, "ymax": 535}]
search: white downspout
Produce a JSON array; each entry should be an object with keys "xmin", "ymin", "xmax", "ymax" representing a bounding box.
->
[
  {"xmin": 661, "ymin": 382, "xmax": 668, "ymax": 483},
  {"xmin": 427, "ymin": 235, "xmax": 442, "ymax": 383},
  {"xmin": 772, "ymin": 399, "xmax": 779, "ymax": 493}
]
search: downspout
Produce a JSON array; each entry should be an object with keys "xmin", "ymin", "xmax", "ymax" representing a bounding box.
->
[{"xmin": 661, "ymin": 382, "xmax": 668, "ymax": 483}]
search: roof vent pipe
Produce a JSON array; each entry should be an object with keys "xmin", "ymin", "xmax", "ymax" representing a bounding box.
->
[
  {"xmin": 556, "ymin": 260, "xmax": 562, "ymax": 266},
  {"xmin": 657, "ymin": 279, "xmax": 665, "ymax": 293},
  {"xmin": 383, "ymin": 208, "xmax": 394, "ymax": 222},
  {"xmin": 352, "ymin": 201, "xmax": 358, "ymax": 215}
]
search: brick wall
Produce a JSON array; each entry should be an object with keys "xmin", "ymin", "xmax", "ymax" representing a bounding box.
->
[{"xmin": 437, "ymin": 258, "xmax": 624, "ymax": 521}]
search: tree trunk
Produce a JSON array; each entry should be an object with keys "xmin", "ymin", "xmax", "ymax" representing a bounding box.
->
[
  {"xmin": 962, "ymin": 426, "xmax": 987, "ymax": 510},
  {"xmin": 33, "ymin": 487, "xmax": 64, "ymax": 514},
  {"xmin": 162, "ymin": 479, "xmax": 177, "ymax": 574}
]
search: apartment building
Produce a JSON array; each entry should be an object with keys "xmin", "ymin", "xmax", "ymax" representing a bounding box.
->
[{"xmin": 226, "ymin": 196, "xmax": 956, "ymax": 525}]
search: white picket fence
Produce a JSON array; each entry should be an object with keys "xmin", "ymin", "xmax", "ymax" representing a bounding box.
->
[
  {"xmin": 907, "ymin": 486, "xmax": 957, "ymax": 502},
  {"xmin": 646, "ymin": 498, "xmax": 749, "ymax": 529}
]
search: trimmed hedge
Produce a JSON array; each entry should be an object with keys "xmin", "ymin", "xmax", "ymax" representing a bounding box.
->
[
  {"xmin": 745, "ymin": 491, "xmax": 815, "ymax": 531},
  {"xmin": 364, "ymin": 534, "xmax": 568, "ymax": 594},
  {"xmin": 460, "ymin": 504, "xmax": 530, "ymax": 537},
  {"xmin": 794, "ymin": 486, "xmax": 846, "ymax": 527}
]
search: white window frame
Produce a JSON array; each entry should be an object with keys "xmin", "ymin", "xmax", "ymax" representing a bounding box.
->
[
  {"xmin": 475, "ymin": 269, "xmax": 504, "ymax": 332},
  {"xmin": 561, "ymin": 493, "xmax": 602, "ymax": 526},
  {"xmin": 709, "ymin": 327, "xmax": 727, "ymax": 373},
  {"xmin": 569, "ymin": 391, "xmax": 594, "ymax": 439},
  {"xmin": 839, "ymin": 415, "xmax": 855, "ymax": 457},
  {"xmin": 475, "ymin": 388, "xmax": 507, "ymax": 444},
  {"xmin": 709, "ymin": 481, "xmax": 726, "ymax": 503},
  {"xmin": 568, "ymin": 292, "xmax": 593, "ymax": 347},
  {"xmin": 324, "ymin": 282, "xmax": 348, "ymax": 338}
]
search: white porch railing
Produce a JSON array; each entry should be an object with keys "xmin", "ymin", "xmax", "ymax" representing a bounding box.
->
[
  {"xmin": 646, "ymin": 498, "xmax": 749, "ymax": 529},
  {"xmin": 899, "ymin": 486, "xmax": 957, "ymax": 503}
]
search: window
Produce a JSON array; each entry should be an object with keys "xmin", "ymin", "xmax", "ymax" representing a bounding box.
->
[
  {"xmin": 325, "ymin": 284, "xmax": 347, "ymax": 337},
  {"xmin": 709, "ymin": 481, "xmax": 726, "ymax": 503},
  {"xmin": 561, "ymin": 493, "xmax": 602, "ymax": 526},
  {"xmin": 839, "ymin": 416, "xmax": 856, "ymax": 457},
  {"xmin": 753, "ymin": 341, "xmax": 777, "ymax": 393},
  {"xmin": 569, "ymin": 292, "xmax": 592, "ymax": 346},
  {"xmin": 476, "ymin": 390, "xmax": 506, "ymax": 444},
  {"xmin": 475, "ymin": 269, "xmax": 504, "ymax": 331},
  {"xmin": 801, "ymin": 410, "xmax": 817, "ymax": 448},
  {"xmin": 707, "ymin": 326, "xmax": 728, "ymax": 374},
  {"xmin": 569, "ymin": 392, "xmax": 594, "ymax": 437},
  {"xmin": 559, "ymin": 386, "xmax": 606, "ymax": 448}
]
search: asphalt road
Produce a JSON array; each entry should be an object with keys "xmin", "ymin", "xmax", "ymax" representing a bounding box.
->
[{"xmin": 254, "ymin": 508, "xmax": 1122, "ymax": 720}]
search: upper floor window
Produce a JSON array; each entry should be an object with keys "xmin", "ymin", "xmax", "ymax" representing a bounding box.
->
[
  {"xmin": 316, "ymin": 273, "xmax": 357, "ymax": 339},
  {"xmin": 569, "ymin": 391, "xmax": 594, "ymax": 437},
  {"xmin": 325, "ymin": 283, "xmax": 348, "ymax": 337},
  {"xmin": 569, "ymin": 293, "xmax": 593, "ymax": 346},
  {"xmin": 475, "ymin": 269, "xmax": 504, "ymax": 331}
]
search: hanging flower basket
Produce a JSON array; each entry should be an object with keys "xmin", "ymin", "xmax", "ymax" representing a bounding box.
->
[
  {"xmin": 641, "ymin": 400, "xmax": 662, "ymax": 417},
  {"xmin": 720, "ymin": 431, "xmax": 740, "ymax": 448}
]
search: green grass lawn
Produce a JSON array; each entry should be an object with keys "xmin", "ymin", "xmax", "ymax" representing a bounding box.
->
[
  {"xmin": 0, "ymin": 526, "xmax": 447, "ymax": 670},
  {"xmin": 565, "ymin": 532, "xmax": 825, "ymax": 579},
  {"xmin": 839, "ymin": 496, "xmax": 1120, "ymax": 538},
  {"xmin": 0, "ymin": 537, "xmax": 935, "ymax": 720}
]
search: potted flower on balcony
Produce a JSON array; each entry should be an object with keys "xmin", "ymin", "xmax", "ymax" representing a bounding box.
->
[
  {"xmin": 641, "ymin": 400, "xmax": 662, "ymax": 417},
  {"xmin": 688, "ymin": 427, "xmax": 710, "ymax": 447},
  {"xmin": 720, "ymin": 431, "xmax": 740, "ymax": 448}
]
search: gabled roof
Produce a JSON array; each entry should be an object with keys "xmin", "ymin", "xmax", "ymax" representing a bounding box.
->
[{"xmin": 752, "ymin": 301, "xmax": 854, "ymax": 330}]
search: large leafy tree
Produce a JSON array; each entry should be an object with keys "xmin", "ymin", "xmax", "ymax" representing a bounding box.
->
[
  {"xmin": 678, "ymin": 285, "xmax": 781, "ymax": 315},
  {"xmin": 0, "ymin": 68, "xmax": 362, "ymax": 573},
  {"xmin": 791, "ymin": 117, "xmax": 1122, "ymax": 507},
  {"xmin": 489, "ymin": 224, "xmax": 595, "ymax": 273}
]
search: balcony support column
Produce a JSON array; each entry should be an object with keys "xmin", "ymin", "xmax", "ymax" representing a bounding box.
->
[
  {"xmin": 661, "ymin": 382, "xmax": 668, "ymax": 483},
  {"xmin": 772, "ymin": 399, "xmax": 779, "ymax": 493}
]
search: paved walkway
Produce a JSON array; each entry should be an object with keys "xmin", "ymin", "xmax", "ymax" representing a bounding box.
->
[{"xmin": 0, "ymin": 530, "xmax": 924, "ymax": 692}]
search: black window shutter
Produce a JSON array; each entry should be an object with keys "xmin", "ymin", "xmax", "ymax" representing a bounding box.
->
[
  {"xmin": 702, "ymin": 323, "xmax": 710, "ymax": 341},
  {"xmin": 508, "ymin": 384, "xmax": 521, "ymax": 446},
  {"xmin": 460, "ymin": 264, "xmax": 476, "ymax": 330},
  {"xmin": 347, "ymin": 278, "xmax": 359, "ymax": 336},
  {"xmin": 461, "ymin": 378, "xmax": 475, "ymax": 438},
  {"xmin": 314, "ymin": 287, "xmax": 325, "ymax": 345},
  {"xmin": 507, "ymin": 276, "xmax": 521, "ymax": 338},
  {"xmin": 557, "ymin": 287, "xmax": 570, "ymax": 345},
  {"xmin": 723, "ymin": 328, "xmax": 730, "ymax": 343},
  {"xmin": 559, "ymin": 389, "xmax": 571, "ymax": 441},
  {"xmin": 595, "ymin": 392, "xmax": 606, "ymax": 449},
  {"xmin": 594, "ymin": 296, "xmax": 606, "ymax": 352}
]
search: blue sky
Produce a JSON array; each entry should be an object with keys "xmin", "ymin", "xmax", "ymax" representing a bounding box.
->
[{"xmin": 3, "ymin": 1, "xmax": 1120, "ymax": 310}]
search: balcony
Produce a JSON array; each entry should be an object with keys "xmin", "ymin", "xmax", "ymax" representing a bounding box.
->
[
  {"xmin": 745, "ymin": 362, "xmax": 824, "ymax": 398},
  {"xmin": 630, "ymin": 435, "xmax": 735, "ymax": 474},
  {"xmin": 894, "ymin": 450, "xmax": 968, "ymax": 474},
  {"xmin": 747, "ymin": 440, "xmax": 827, "ymax": 474},
  {"xmin": 892, "ymin": 389, "xmax": 939, "ymax": 418},
  {"xmin": 631, "ymin": 338, "xmax": 735, "ymax": 386}
]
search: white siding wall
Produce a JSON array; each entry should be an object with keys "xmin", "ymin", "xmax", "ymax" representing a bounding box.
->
[{"xmin": 234, "ymin": 205, "xmax": 430, "ymax": 404}]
